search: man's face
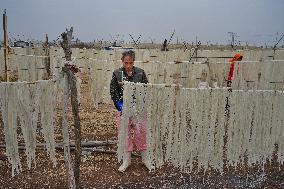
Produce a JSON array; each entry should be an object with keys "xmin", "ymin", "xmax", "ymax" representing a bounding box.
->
[{"xmin": 122, "ymin": 56, "xmax": 134, "ymax": 72}]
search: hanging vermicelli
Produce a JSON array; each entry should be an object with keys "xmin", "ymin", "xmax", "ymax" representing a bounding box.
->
[
  {"xmin": 227, "ymin": 90, "xmax": 239, "ymax": 167},
  {"xmin": 189, "ymin": 88, "xmax": 205, "ymax": 171},
  {"xmin": 254, "ymin": 91, "xmax": 265, "ymax": 165},
  {"xmin": 197, "ymin": 89, "xmax": 211, "ymax": 173},
  {"xmin": 176, "ymin": 89, "xmax": 188, "ymax": 168},
  {"xmin": 13, "ymin": 55, "xmax": 47, "ymax": 82},
  {"xmin": 207, "ymin": 88, "xmax": 225, "ymax": 173},
  {"xmin": 164, "ymin": 84, "xmax": 175, "ymax": 164},
  {"xmin": 9, "ymin": 84, "xmax": 23, "ymax": 175},
  {"xmin": 29, "ymin": 56, "xmax": 37, "ymax": 81},
  {"xmin": 247, "ymin": 91, "xmax": 259, "ymax": 166},
  {"xmin": 181, "ymin": 88, "xmax": 197, "ymax": 172},
  {"xmin": 100, "ymin": 61, "xmax": 107, "ymax": 103},
  {"xmin": 193, "ymin": 88, "xmax": 204, "ymax": 171},
  {"xmin": 229, "ymin": 61, "xmax": 284, "ymax": 91},
  {"xmin": 206, "ymin": 89, "xmax": 217, "ymax": 170},
  {"xmin": 240, "ymin": 62, "xmax": 251, "ymax": 89},
  {"xmin": 166, "ymin": 85, "xmax": 182, "ymax": 168},
  {"xmin": 236, "ymin": 90, "xmax": 247, "ymax": 165},
  {"xmin": 270, "ymin": 91, "xmax": 283, "ymax": 164},
  {"xmin": 243, "ymin": 91, "xmax": 255, "ymax": 164},
  {"xmin": 179, "ymin": 63, "xmax": 189, "ymax": 88},
  {"xmin": 270, "ymin": 61, "xmax": 284, "ymax": 90},
  {"xmin": 164, "ymin": 63, "xmax": 176, "ymax": 84},
  {"xmin": 237, "ymin": 91, "xmax": 253, "ymax": 164},
  {"xmin": 260, "ymin": 62, "xmax": 273, "ymax": 90},
  {"xmin": 180, "ymin": 89, "xmax": 193, "ymax": 171},
  {"xmin": 190, "ymin": 88, "xmax": 200, "ymax": 166},
  {"xmin": 102, "ymin": 60, "xmax": 118, "ymax": 103},
  {"xmin": 196, "ymin": 89, "xmax": 205, "ymax": 171},
  {"xmin": 273, "ymin": 91, "xmax": 283, "ymax": 164},
  {"xmin": 187, "ymin": 64, "xmax": 196, "ymax": 88},
  {"xmin": 261, "ymin": 91, "xmax": 271, "ymax": 162},
  {"xmin": 256, "ymin": 61, "xmax": 268, "ymax": 90},
  {"xmin": 50, "ymin": 56, "xmax": 61, "ymax": 78},
  {"xmin": 6, "ymin": 48, "xmax": 284, "ymax": 89},
  {"xmin": 37, "ymin": 81, "xmax": 57, "ymax": 165},
  {"xmin": 119, "ymin": 81, "xmax": 284, "ymax": 174},
  {"xmin": 0, "ymin": 83, "xmax": 22, "ymax": 176},
  {"xmin": 160, "ymin": 62, "xmax": 167, "ymax": 84},
  {"xmin": 16, "ymin": 82, "xmax": 38, "ymax": 169},
  {"xmin": 90, "ymin": 59, "xmax": 108, "ymax": 108},
  {"xmin": 209, "ymin": 62, "xmax": 228, "ymax": 87},
  {"xmin": 144, "ymin": 83, "xmax": 155, "ymax": 167},
  {"xmin": 17, "ymin": 55, "xmax": 28, "ymax": 81},
  {"xmin": 261, "ymin": 91, "xmax": 274, "ymax": 164},
  {"xmin": 87, "ymin": 58, "xmax": 283, "ymax": 113},
  {"xmin": 35, "ymin": 55, "xmax": 47, "ymax": 80},
  {"xmin": 0, "ymin": 80, "xmax": 61, "ymax": 176},
  {"xmin": 147, "ymin": 62, "xmax": 159, "ymax": 84},
  {"xmin": 117, "ymin": 81, "xmax": 132, "ymax": 162},
  {"xmin": 206, "ymin": 89, "xmax": 220, "ymax": 171},
  {"xmin": 248, "ymin": 92, "xmax": 266, "ymax": 165},
  {"xmin": 155, "ymin": 85, "xmax": 169, "ymax": 167}
]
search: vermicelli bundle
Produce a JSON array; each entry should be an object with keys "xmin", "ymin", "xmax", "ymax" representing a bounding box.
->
[{"xmin": 120, "ymin": 82, "xmax": 284, "ymax": 174}]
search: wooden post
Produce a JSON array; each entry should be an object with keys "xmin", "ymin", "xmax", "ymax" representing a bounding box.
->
[
  {"xmin": 62, "ymin": 78, "xmax": 76, "ymax": 189},
  {"xmin": 44, "ymin": 34, "xmax": 51, "ymax": 78},
  {"xmin": 60, "ymin": 27, "xmax": 82, "ymax": 189},
  {"xmin": 64, "ymin": 67, "xmax": 81, "ymax": 188},
  {"xmin": 60, "ymin": 27, "xmax": 73, "ymax": 61},
  {"xmin": 3, "ymin": 9, "xmax": 8, "ymax": 81}
]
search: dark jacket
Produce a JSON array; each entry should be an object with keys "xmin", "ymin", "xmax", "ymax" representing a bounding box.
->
[{"xmin": 110, "ymin": 66, "xmax": 148, "ymax": 110}]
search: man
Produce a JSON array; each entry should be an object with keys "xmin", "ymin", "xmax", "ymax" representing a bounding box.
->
[
  {"xmin": 110, "ymin": 50, "xmax": 153, "ymax": 172},
  {"xmin": 227, "ymin": 53, "xmax": 243, "ymax": 87}
]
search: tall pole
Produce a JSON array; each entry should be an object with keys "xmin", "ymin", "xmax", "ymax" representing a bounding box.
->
[
  {"xmin": 60, "ymin": 27, "xmax": 82, "ymax": 189},
  {"xmin": 61, "ymin": 27, "xmax": 73, "ymax": 61},
  {"xmin": 3, "ymin": 9, "xmax": 8, "ymax": 81},
  {"xmin": 44, "ymin": 34, "xmax": 51, "ymax": 77}
]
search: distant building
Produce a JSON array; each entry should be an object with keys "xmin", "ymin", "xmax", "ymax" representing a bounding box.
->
[
  {"xmin": 13, "ymin": 40, "xmax": 31, "ymax": 48},
  {"xmin": 104, "ymin": 41, "xmax": 133, "ymax": 51}
]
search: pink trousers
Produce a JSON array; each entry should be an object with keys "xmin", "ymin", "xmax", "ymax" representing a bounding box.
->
[{"xmin": 116, "ymin": 112, "xmax": 147, "ymax": 152}]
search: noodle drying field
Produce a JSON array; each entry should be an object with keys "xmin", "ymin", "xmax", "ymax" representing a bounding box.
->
[{"xmin": 0, "ymin": 48, "xmax": 284, "ymax": 188}]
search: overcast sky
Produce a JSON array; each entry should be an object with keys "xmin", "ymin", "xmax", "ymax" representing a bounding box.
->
[{"xmin": 1, "ymin": 0, "xmax": 284, "ymax": 46}]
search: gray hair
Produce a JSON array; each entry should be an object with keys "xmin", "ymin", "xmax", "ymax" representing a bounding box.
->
[{"xmin": 121, "ymin": 50, "xmax": 135, "ymax": 61}]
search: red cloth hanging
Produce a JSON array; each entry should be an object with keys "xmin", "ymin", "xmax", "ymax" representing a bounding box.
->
[{"xmin": 227, "ymin": 53, "xmax": 243, "ymax": 81}]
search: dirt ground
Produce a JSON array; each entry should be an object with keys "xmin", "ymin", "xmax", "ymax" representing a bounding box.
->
[{"xmin": 0, "ymin": 77, "xmax": 284, "ymax": 189}]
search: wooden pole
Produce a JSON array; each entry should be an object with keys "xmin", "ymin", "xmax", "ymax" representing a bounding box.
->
[
  {"xmin": 60, "ymin": 27, "xmax": 73, "ymax": 61},
  {"xmin": 3, "ymin": 9, "xmax": 8, "ymax": 81},
  {"xmin": 63, "ymin": 67, "xmax": 82, "ymax": 188},
  {"xmin": 60, "ymin": 27, "xmax": 82, "ymax": 189},
  {"xmin": 61, "ymin": 81, "xmax": 76, "ymax": 189},
  {"xmin": 44, "ymin": 34, "xmax": 51, "ymax": 78}
]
